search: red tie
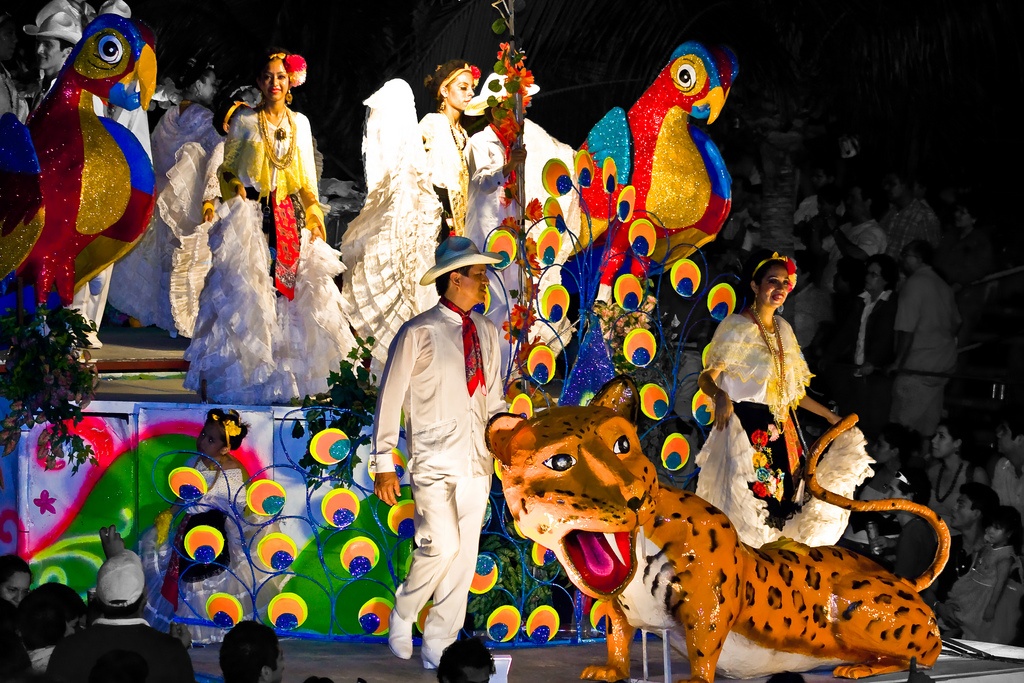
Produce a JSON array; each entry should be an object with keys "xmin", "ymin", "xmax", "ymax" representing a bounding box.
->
[{"xmin": 441, "ymin": 298, "xmax": 485, "ymax": 396}]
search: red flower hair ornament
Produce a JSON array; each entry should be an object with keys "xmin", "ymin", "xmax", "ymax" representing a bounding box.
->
[
  {"xmin": 755, "ymin": 252, "xmax": 798, "ymax": 290},
  {"xmin": 283, "ymin": 54, "xmax": 307, "ymax": 88}
]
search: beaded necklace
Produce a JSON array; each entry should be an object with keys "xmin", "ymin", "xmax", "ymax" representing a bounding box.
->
[
  {"xmin": 257, "ymin": 107, "xmax": 296, "ymax": 170},
  {"xmin": 934, "ymin": 459, "xmax": 966, "ymax": 503},
  {"xmin": 449, "ymin": 121, "xmax": 467, "ymax": 167},
  {"xmin": 751, "ymin": 305, "xmax": 786, "ymax": 408}
]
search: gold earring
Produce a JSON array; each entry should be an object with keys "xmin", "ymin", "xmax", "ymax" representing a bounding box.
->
[
  {"xmin": 438, "ymin": 99, "xmax": 446, "ymax": 113},
  {"xmin": 285, "ymin": 91, "xmax": 293, "ymax": 105}
]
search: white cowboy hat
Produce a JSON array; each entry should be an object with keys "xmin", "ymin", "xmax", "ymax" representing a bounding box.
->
[
  {"xmin": 24, "ymin": 10, "xmax": 82, "ymax": 44},
  {"xmin": 465, "ymin": 72, "xmax": 539, "ymax": 117},
  {"xmin": 419, "ymin": 236, "xmax": 502, "ymax": 285},
  {"xmin": 98, "ymin": 0, "xmax": 132, "ymax": 18}
]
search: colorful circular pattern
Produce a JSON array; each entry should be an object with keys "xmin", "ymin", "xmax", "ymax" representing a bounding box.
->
[
  {"xmin": 486, "ymin": 604, "xmax": 522, "ymax": 642},
  {"xmin": 542, "ymin": 158, "xmax": 573, "ymax": 197},
  {"xmin": 486, "ymin": 228, "xmax": 517, "ymax": 270},
  {"xmin": 623, "ymin": 329, "xmax": 656, "ymax": 367},
  {"xmin": 540, "ymin": 284, "xmax": 570, "ymax": 323},
  {"xmin": 358, "ymin": 596, "xmax": 394, "ymax": 636},
  {"xmin": 257, "ymin": 532, "xmax": 298, "ymax": 571},
  {"xmin": 206, "ymin": 593, "xmax": 244, "ymax": 628},
  {"xmin": 246, "ymin": 479, "xmax": 287, "ymax": 517},
  {"xmin": 168, "ymin": 466, "xmax": 207, "ymax": 502},
  {"xmin": 183, "ymin": 525, "xmax": 224, "ymax": 564},
  {"xmin": 321, "ymin": 487, "xmax": 360, "ymax": 529},
  {"xmin": 639, "ymin": 383, "xmax": 670, "ymax": 420},
  {"xmin": 535, "ymin": 226, "xmax": 562, "ymax": 267},
  {"xmin": 526, "ymin": 605, "xmax": 559, "ymax": 643},
  {"xmin": 509, "ymin": 393, "xmax": 534, "ymax": 419},
  {"xmin": 309, "ymin": 428, "xmax": 350, "ymax": 466},
  {"xmin": 616, "ymin": 185, "xmax": 635, "ymax": 224},
  {"xmin": 602, "ymin": 157, "xmax": 617, "ymax": 194},
  {"xmin": 527, "ymin": 344, "xmax": 557, "ymax": 385},
  {"xmin": 544, "ymin": 197, "xmax": 566, "ymax": 232},
  {"xmin": 530, "ymin": 542, "xmax": 555, "ymax": 566},
  {"xmin": 628, "ymin": 218, "xmax": 657, "ymax": 257},
  {"xmin": 661, "ymin": 433, "xmax": 690, "ymax": 471},
  {"xmin": 340, "ymin": 536, "xmax": 380, "ymax": 577},
  {"xmin": 267, "ymin": 592, "xmax": 308, "ymax": 631},
  {"xmin": 575, "ymin": 150, "xmax": 594, "ymax": 188},
  {"xmin": 706, "ymin": 282, "xmax": 737, "ymax": 321},
  {"xmin": 613, "ymin": 274, "xmax": 644, "ymax": 312},
  {"xmin": 470, "ymin": 553, "xmax": 499, "ymax": 594},
  {"xmin": 670, "ymin": 258, "xmax": 702, "ymax": 298},
  {"xmin": 589, "ymin": 600, "xmax": 613, "ymax": 633},
  {"xmin": 691, "ymin": 389, "xmax": 715, "ymax": 426},
  {"xmin": 387, "ymin": 500, "xmax": 415, "ymax": 539}
]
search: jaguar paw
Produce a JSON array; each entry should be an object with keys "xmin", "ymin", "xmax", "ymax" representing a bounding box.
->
[{"xmin": 581, "ymin": 664, "xmax": 629, "ymax": 681}]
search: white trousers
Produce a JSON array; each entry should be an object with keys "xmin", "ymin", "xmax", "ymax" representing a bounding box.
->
[
  {"xmin": 71, "ymin": 265, "xmax": 112, "ymax": 331},
  {"xmin": 395, "ymin": 471, "xmax": 490, "ymax": 650}
]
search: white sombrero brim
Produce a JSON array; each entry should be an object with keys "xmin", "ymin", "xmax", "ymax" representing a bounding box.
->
[
  {"xmin": 465, "ymin": 83, "xmax": 540, "ymax": 117},
  {"xmin": 419, "ymin": 251, "xmax": 503, "ymax": 285}
]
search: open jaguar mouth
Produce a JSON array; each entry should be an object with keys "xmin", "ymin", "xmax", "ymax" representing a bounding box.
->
[{"xmin": 562, "ymin": 530, "xmax": 634, "ymax": 595}]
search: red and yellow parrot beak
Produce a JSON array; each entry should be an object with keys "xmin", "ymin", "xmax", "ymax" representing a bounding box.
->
[{"xmin": 697, "ymin": 86, "xmax": 726, "ymax": 125}]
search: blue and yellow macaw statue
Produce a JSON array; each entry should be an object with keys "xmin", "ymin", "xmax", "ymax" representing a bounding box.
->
[
  {"xmin": 579, "ymin": 41, "xmax": 738, "ymax": 292},
  {"xmin": 0, "ymin": 13, "xmax": 156, "ymax": 303}
]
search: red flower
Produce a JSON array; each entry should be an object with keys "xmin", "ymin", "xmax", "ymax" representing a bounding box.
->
[
  {"xmin": 751, "ymin": 430, "xmax": 769, "ymax": 449},
  {"xmin": 525, "ymin": 198, "xmax": 543, "ymax": 223},
  {"xmin": 752, "ymin": 482, "xmax": 768, "ymax": 498},
  {"xmin": 283, "ymin": 54, "xmax": 307, "ymax": 87},
  {"xmin": 470, "ymin": 65, "xmax": 481, "ymax": 81}
]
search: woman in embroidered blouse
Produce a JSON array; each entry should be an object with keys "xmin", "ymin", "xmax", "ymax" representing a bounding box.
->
[
  {"xmin": 183, "ymin": 48, "xmax": 354, "ymax": 404},
  {"xmin": 695, "ymin": 250, "xmax": 873, "ymax": 549},
  {"xmin": 421, "ymin": 59, "xmax": 479, "ymax": 239}
]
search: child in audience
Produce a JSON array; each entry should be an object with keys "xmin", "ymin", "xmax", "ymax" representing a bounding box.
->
[
  {"xmin": 0, "ymin": 554, "xmax": 32, "ymax": 607},
  {"xmin": 938, "ymin": 505, "xmax": 1023, "ymax": 643}
]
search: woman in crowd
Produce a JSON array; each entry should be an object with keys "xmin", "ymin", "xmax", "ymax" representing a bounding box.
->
[
  {"xmin": 695, "ymin": 250, "xmax": 873, "ymax": 548},
  {"xmin": 926, "ymin": 420, "xmax": 990, "ymax": 528},
  {"xmin": 109, "ymin": 56, "xmax": 222, "ymax": 334},
  {"xmin": 184, "ymin": 48, "xmax": 354, "ymax": 404}
]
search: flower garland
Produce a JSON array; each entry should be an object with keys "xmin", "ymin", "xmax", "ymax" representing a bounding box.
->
[
  {"xmin": 489, "ymin": 42, "xmax": 535, "ymax": 208},
  {"xmin": 1, "ymin": 307, "xmax": 97, "ymax": 473}
]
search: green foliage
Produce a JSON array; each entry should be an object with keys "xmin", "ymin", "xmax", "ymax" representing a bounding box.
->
[
  {"xmin": 298, "ymin": 334, "xmax": 378, "ymax": 486},
  {"xmin": 1, "ymin": 306, "xmax": 97, "ymax": 471}
]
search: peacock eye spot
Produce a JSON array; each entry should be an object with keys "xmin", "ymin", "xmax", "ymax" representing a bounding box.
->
[
  {"xmin": 97, "ymin": 35, "xmax": 123, "ymax": 64},
  {"xmin": 543, "ymin": 453, "xmax": 576, "ymax": 472},
  {"xmin": 613, "ymin": 436, "xmax": 630, "ymax": 455}
]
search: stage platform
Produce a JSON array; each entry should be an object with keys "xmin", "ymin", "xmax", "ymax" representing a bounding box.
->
[
  {"xmin": 87, "ymin": 326, "xmax": 197, "ymax": 403},
  {"xmin": 185, "ymin": 636, "xmax": 1024, "ymax": 683}
]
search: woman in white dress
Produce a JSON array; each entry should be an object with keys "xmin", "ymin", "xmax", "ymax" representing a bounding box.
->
[
  {"xmin": 183, "ymin": 48, "xmax": 354, "ymax": 404},
  {"xmin": 109, "ymin": 58, "xmax": 222, "ymax": 333},
  {"xmin": 340, "ymin": 61, "xmax": 480, "ymax": 368},
  {"xmin": 695, "ymin": 250, "xmax": 874, "ymax": 548}
]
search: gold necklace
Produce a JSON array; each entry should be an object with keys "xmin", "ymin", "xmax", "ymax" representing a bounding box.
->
[
  {"xmin": 258, "ymin": 107, "xmax": 296, "ymax": 170},
  {"xmin": 752, "ymin": 305, "xmax": 786, "ymax": 407}
]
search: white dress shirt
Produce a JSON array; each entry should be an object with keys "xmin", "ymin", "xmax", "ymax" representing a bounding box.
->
[{"xmin": 372, "ymin": 302, "xmax": 506, "ymax": 478}]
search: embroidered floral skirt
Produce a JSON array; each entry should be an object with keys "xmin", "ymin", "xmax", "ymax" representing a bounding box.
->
[{"xmin": 732, "ymin": 402, "xmax": 804, "ymax": 530}]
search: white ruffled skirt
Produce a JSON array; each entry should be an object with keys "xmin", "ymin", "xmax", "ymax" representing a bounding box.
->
[
  {"xmin": 695, "ymin": 414, "xmax": 874, "ymax": 549},
  {"xmin": 184, "ymin": 196, "xmax": 356, "ymax": 404}
]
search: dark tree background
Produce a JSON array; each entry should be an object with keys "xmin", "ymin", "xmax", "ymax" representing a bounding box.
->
[{"xmin": 11, "ymin": 0, "xmax": 1023, "ymax": 209}]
